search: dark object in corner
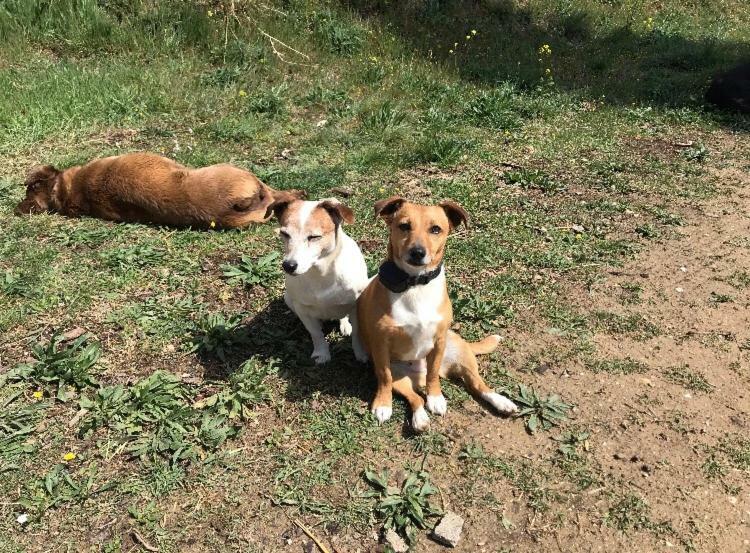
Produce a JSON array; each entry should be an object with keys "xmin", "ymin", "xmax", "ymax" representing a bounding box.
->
[{"xmin": 705, "ymin": 62, "xmax": 750, "ymax": 113}]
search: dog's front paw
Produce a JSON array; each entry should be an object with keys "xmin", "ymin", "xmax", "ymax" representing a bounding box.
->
[
  {"xmin": 372, "ymin": 405, "xmax": 393, "ymax": 423},
  {"xmin": 482, "ymin": 391, "xmax": 518, "ymax": 415},
  {"xmin": 311, "ymin": 347, "xmax": 331, "ymax": 364},
  {"xmin": 426, "ymin": 394, "xmax": 447, "ymax": 416},
  {"xmin": 339, "ymin": 317, "xmax": 352, "ymax": 336},
  {"xmin": 411, "ymin": 407, "xmax": 430, "ymax": 432}
]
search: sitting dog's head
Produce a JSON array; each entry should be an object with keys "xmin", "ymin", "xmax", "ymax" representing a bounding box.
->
[
  {"xmin": 374, "ymin": 196, "xmax": 469, "ymax": 275},
  {"xmin": 265, "ymin": 198, "xmax": 354, "ymax": 276},
  {"xmin": 14, "ymin": 165, "xmax": 62, "ymax": 216}
]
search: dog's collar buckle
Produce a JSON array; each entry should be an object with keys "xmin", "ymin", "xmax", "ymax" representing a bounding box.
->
[{"xmin": 378, "ymin": 261, "xmax": 442, "ymax": 293}]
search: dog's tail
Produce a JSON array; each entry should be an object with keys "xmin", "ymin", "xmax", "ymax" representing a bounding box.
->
[{"xmin": 468, "ymin": 334, "xmax": 501, "ymax": 355}]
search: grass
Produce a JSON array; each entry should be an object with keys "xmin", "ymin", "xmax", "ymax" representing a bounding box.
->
[
  {"xmin": 0, "ymin": 0, "xmax": 748, "ymax": 550},
  {"xmin": 662, "ymin": 364, "xmax": 714, "ymax": 393}
]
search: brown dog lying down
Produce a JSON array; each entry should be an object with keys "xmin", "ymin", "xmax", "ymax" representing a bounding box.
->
[{"xmin": 14, "ymin": 152, "xmax": 303, "ymax": 229}]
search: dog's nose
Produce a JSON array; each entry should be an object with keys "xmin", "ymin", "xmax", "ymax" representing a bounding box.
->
[
  {"xmin": 282, "ymin": 260, "xmax": 298, "ymax": 274},
  {"xmin": 408, "ymin": 246, "xmax": 426, "ymax": 263}
]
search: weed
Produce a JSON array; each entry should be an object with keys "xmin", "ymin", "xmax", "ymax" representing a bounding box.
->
[
  {"xmin": 504, "ymin": 168, "xmax": 563, "ymax": 193},
  {"xmin": 663, "ymin": 365, "xmax": 713, "ymax": 393},
  {"xmin": 681, "ymin": 142, "xmax": 709, "ymax": 162},
  {"xmin": 3, "ymin": 334, "xmax": 100, "ymax": 402},
  {"xmin": 360, "ymin": 100, "xmax": 407, "ymax": 135},
  {"xmin": 619, "ymin": 282, "xmax": 643, "ymax": 305},
  {"xmin": 194, "ymin": 356, "xmax": 278, "ymax": 419},
  {"xmin": 245, "ymin": 84, "xmax": 287, "ymax": 115},
  {"xmin": 509, "ymin": 384, "xmax": 571, "ymax": 433},
  {"xmin": 364, "ymin": 467, "xmax": 442, "ymax": 545},
  {"xmin": 709, "ymin": 291, "xmax": 733, "ymax": 304},
  {"xmin": 553, "ymin": 430, "xmax": 590, "ymax": 457},
  {"xmin": 635, "ymin": 224, "xmax": 659, "ymax": 239},
  {"xmin": 725, "ymin": 270, "xmax": 750, "ymax": 289},
  {"xmin": 586, "ymin": 357, "xmax": 648, "ymax": 375},
  {"xmin": 464, "ymin": 87, "xmax": 523, "ymax": 130},
  {"xmin": 189, "ymin": 311, "xmax": 249, "ymax": 361},
  {"xmin": 605, "ymin": 493, "xmax": 651, "ymax": 532},
  {"xmin": 408, "ymin": 135, "xmax": 470, "ymax": 166},
  {"xmin": 312, "ymin": 10, "xmax": 364, "ymax": 55},
  {"xmin": 0, "ymin": 400, "xmax": 46, "ymax": 470},
  {"xmin": 101, "ymin": 243, "xmax": 166, "ymax": 270},
  {"xmin": 0, "ymin": 269, "xmax": 34, "ymax": 297},
  {"xmin": 19, "ymin": 463, "xmax": 116, "ymax": 518},
  {"xmin": 221, "ymin": 252, "xmax": 280, "ymax": 287},
  {"xmin": 451, "ymin": 289, "xmax": 512, "ymax": 331}
]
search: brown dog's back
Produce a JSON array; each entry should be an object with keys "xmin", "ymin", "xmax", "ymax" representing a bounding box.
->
[{"xmin": 16, "ymin": 152, "xmax": 298, "ymax": 229}]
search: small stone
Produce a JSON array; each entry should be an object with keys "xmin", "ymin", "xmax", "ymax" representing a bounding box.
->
[
  {"xmin": 630, "ymin": 455, "xmax": 640, "ymax": 463},
  {"xmin": 641, "ymin": 464, "xmax": 652, "ymax": 473},
  {"xmin": 680, "ymin": 266, "xmax": 687, "ymax": 272},
  {"xmin": 316, "ymin": 119, "xmax": 328, "ymax": 128},
  {"xmin": 61, "ymin": 327, "xmax": 86, "ymax": 341},
  {"xmin": 676, "ymin": 287, "xmax": 684, "ymax": 293},
  {"xmin": 384, "ymin": 529, "xmax": 408, "ymax": 553},
  {"xmin": 432, "ymin": 511, "xmax": 464, "ymax": 547},
  {"xmin": 16, "ymin": 513, "xmax": 28, "ymax": 525}
]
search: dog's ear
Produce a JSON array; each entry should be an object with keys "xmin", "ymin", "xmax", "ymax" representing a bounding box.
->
[
  {"xmin": 24, "ymin": 165, "xmax": 59, "ymax": 187},
  {"xmin": 439, "ymin": 200, "xmax": 469, "ymax": 231},
  {"xmin": 374, "ymin": 196, "xmax": 406, "ymax": 222},
  {"xmin": 288, "ymin": 188, "xmax": 306, "ymax": 200},
  {"xmin": 263, "ymin": 193, "xmax": 297, "ymax": 221},
  {"xmin": 319, "ymin": 199, "xmax": 355, "ymax": 226}
]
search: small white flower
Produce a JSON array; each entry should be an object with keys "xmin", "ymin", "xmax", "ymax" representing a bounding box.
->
[{"xmin": 17, "ymin": 513, "xmax": 28, "ymax": 525}]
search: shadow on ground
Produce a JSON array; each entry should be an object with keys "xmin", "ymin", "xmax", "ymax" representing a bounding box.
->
[
  {"xmin": 343, "ymin": 0, "xmax": 750, "ymax": 114},
  {"xmin": 193, "ymin": 297, "xmax": 375, "ymax": 404}
]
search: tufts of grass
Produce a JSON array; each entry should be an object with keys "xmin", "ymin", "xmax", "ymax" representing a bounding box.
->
[
  {"xmin": 101, "ymin": 243, "xmax": 167, "ymax": 270},
  {"xmin": 2, "ymin": 333, "xmax": 101, "ymax": 402},
  {"xmin": 244, "ymin": 84, "xmax": 287, "ymax": 115},
  {"xmin": 364, "ymin": 467, "xmax": 442, "ymax": 545},
  {"xmin": 509, "ymin": 384, "xmax": 571, "ymax": 433},
  {"xmin": 312, "ymin": 9, "xmax": 365, "ymax": 55},
  {"xmin": 586, "ymin": 357, "xmax": 649, "ymax": 375},
  {"xmin": 221, "ymin": 252, "xmax": 280, "ymax": 287},
  {"xmin": 605, "ymin": 493, "xmax": 652, "ymax": 532},
  {"xmin": 0, "ymin": 399, "xmax": 46, "ymax": 471},
  {"xmin": 592, "ymin": 311, "xmax": 660, "ymax": 341},
  {"xmin": 662, "ymin": 364, "xmax": 713, "ymax": 393}
]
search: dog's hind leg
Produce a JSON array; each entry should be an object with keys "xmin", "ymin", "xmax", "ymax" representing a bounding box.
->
[
  {"xmin": 444, "ymin": 333, "xmax": 518, "ymax": 415},
  {"xmin": 339, "ymin": 315, "xmax": 352, "ymax": 336},
  {"xmin": 392, "ymin": 373, "xmax": 429, "ymax": 432},
  {"xmin": 348, "ymin": 309, "xmax": 369, "ymax": 363}
]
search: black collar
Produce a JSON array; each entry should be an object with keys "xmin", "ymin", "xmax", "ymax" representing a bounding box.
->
[{"xmin": 378, "ymin": 261, "xmax": 443, "ymax": 293}]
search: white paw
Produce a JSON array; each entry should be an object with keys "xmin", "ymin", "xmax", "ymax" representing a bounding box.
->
[
  {"xmin": 339, "ymin": 317, "xmax": 352, "ymax": 336},
  {"xmin": 372, "ymin": 405, "xmax": 393, "ymax": 423},
  {"xmin": 411, "ymin": 407, "xmax": 430, "ymax": 432},
  {"xmin": 311, "ymin": 346, "xmax": 331, "ymax": 364},
  {"xmin": 426, "ymin": 394, "xmax": 447, "ymax": 416},
  {"xmin": 482, "ymin": 391, "xmax": 518, "ymax": 414}
]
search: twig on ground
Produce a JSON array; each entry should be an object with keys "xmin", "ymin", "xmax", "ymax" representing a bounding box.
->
[{"xmin": 294, "ymin": 519, "xmax": 331, "ymax": 553}]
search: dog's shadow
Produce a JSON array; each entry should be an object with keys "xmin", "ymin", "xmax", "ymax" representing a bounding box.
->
[{"xmin": 194, "ymin": 298, "xmax": 375, "ymax": 405}]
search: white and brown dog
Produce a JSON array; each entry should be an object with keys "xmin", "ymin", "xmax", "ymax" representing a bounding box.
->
[
  {"xmin": 265, "ymin": 198, "xmax": 369, "ymax": 364},
  {"xmin": 355, "ymin": 197, "xmax": 517, "ymax": 431}
]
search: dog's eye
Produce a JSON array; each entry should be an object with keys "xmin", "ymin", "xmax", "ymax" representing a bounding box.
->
[
  {"xmin": 307, "ymin": 235, "xmax": 322, "ymax": 242},
  {"xmin": 398, "ymin": 222, "xmax": 411, "ymax": 232},
  {"xmin": 429, "ymin": 225, "xmax": 442, "ymax": 234},
  {"xmin": 279, "ymin": 230, "xmax": 290, "ymax": 239}
]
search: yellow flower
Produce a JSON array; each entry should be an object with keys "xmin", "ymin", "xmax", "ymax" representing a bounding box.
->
[
  {"xmin": 465, "ymin": 35, "xmax": 471, "ymax": 40},
  {"xmin": 32, "ymin": 390, "xmax": 43, "ymax": 400},
  {"xmin": 378, "ymin": 186, "xmax": 385, "ymax": 193},
  {"xmin": 238, "ymin": 90, "xmax": 247, "ymax": 97},
  {"xmin": 63, "ymin": 452, "xmax": 76, "ymax": 462},
  {"xmin": 210, "ymin": 221, "xmax": 216, "ymax": 228},
  {"xmin": 207, "ymin": 10, "xmax": 213, "ymax": 17},
  {"xmin": 545, "ymin": 68, "xmax": 551, "ymax": 75},
  {"xmin": 538, "ymin": 44, "xmax": 552, "ymax": 56}
]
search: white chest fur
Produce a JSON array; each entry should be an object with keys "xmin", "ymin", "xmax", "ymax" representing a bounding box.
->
[{"xmin": 389, "ymin": 270, "xmax": 446, "ymax": 361}]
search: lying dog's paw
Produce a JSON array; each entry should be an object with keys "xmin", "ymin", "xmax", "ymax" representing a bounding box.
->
[
  {"xmin": 411, "ymin": 407, "xmax": 430, "ymax": 432},
  {"xmin": 482, "ymin": 391, "xmax": 518, "ymax": 415},
  {"xmin": 426, "ymin": 394, "xmax": 448, "ymax": 416},
  {"xmin": 339, "ymin": 317, "xmax": 352, "ymax": 336},
  {"xmin": 311, "ymin": 347, "xmax": 331, "ymax": 364},
  {"xmin": 372, "ymin": 405, "xmax": 393, "ymax": 423}
]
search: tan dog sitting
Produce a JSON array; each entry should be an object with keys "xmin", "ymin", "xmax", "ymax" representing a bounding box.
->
[
  {"xmin": 355, "ymin": 196, "xmax": 518, "ymax": 431},
  {"xmin": 14, "ymin": 152, "xmax": 302, "ymax": 228}
]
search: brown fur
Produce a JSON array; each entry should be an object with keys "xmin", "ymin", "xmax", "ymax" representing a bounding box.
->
[
  {"xmin": 14, "ymin": 152, "xmax": 303, "ymax": 229},
  {"xmin": 357, "ymin": 197, "xmax": 501, "ymax": 428}
]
